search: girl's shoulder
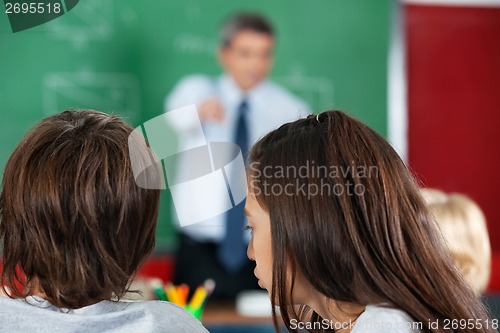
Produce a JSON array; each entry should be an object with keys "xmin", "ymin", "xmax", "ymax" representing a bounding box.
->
[{"xmin": 352, "ymin": 304, "xmax": 421, "ymax": 333}]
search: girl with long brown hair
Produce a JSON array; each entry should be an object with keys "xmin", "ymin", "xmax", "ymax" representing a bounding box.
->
[{"xmin": 244, "ymin": 110, "xmax": 496, "ymax": 333}]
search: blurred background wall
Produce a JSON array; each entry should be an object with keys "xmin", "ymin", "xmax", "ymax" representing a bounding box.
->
[
  {"xmin": 0, "ymin": 0, "xmax": 390, "ymax": 250},
  {"xmin": 402, "ymin": 0, "xmax": 500, "ymax": 290}
]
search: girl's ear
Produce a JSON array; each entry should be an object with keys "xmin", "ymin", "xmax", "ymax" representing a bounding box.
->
[{"xmin": 0, "ymin": 285, "xmax": 11, "ymax": 297}]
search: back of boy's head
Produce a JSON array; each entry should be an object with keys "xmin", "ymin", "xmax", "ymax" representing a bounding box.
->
[{"xmin": 0, "ymin": 110, "xmax": 161, "ymax": 309}]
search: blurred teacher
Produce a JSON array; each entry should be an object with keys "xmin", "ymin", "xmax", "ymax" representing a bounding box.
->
[{"xmin": 165, "ymin": 12, "xmax": 310, "ymax": 299}]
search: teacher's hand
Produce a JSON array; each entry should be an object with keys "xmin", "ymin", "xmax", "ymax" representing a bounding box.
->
[{"xmin": 198, "ymin": 98, "xmax": 225, "ymax": 123}]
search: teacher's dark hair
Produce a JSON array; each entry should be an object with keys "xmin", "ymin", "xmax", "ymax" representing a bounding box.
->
[
  {"xmin": 0, "ymin": 110, "xmax": 160, "ymax": 309},
  {"xmin": 248, "ymin": 110, "xmax": 494, "ymax": 333},
  {"xmin": 220, "ymin": 12, "xmax": 274, "ymax": 48}
]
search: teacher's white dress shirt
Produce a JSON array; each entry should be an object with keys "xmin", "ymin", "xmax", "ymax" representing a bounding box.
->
[{"xmin": 165, "ymin": 74, "xmax": 310, "ymax": 242}]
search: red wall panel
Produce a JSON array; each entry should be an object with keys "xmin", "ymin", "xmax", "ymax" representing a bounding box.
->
[{"xmin": 406, "ymin": 4, "xmax": 500, "ymax": 290}]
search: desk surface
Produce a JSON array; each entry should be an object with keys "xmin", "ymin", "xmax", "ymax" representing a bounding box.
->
[
  {"xmin": 202, "ymin": 300, "xmax": 274, "ymax": 325},
  {"xmin": 202, "ymin": 301, "xmax": 279, "ymax": 333}
]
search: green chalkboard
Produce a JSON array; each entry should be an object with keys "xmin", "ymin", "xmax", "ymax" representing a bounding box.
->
[{"xmin": 0, "ymin": 0, "xmax": 390, "ymax": 251}]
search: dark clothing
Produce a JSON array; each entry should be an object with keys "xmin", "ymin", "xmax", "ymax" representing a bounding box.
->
[{"xmin": 174, "ymin": 234, "xmax": 260, "ymax": 300}]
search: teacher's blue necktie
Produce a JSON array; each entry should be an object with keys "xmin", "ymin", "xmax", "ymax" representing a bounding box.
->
[{"xmin": 218, "ymin": 100, "xmax": 249, "ymax": 273}]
